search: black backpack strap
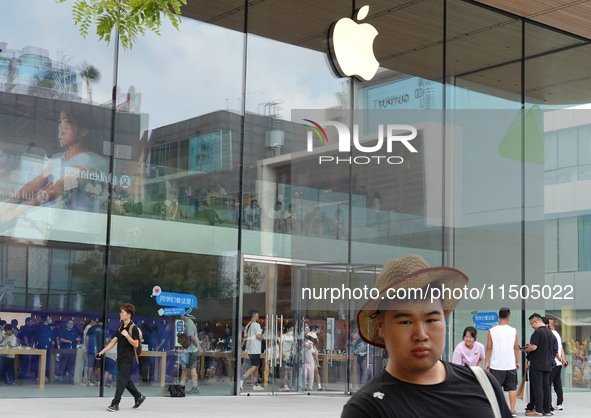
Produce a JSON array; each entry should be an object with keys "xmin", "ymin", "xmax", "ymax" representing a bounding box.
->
[{"xmin": 244, "ymin": 321, "xmax": 252, "ymax": 338}]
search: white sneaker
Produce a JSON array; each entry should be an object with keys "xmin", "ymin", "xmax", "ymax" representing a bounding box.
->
[
  {"xmin": 239, "ymin": 378, "xmax": 244, "ymax": 390},
  {"xmin": 554, "ymin": 405, "xmax": 563, "ymax": 411},
  {"xmin": 252, "ymin": 384, "xmax": 264, "ymax": 391}
]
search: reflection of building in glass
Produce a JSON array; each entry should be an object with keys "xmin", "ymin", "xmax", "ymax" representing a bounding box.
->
[{"xmin": 0, "ymin": 43, "xmax": 80, "ymax": 99}]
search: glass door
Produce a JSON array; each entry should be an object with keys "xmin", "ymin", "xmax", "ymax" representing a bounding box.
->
[
  {"xmin": 240, "ymin": 256, "xmax": 304, "ymax": 395},
  {"xmin": 294, "ymin": 263, "xmax": 383, "ymax": 395},
  {"xmin": 240, "ymin": 257, "xmax": 383, "ymax": 395}
]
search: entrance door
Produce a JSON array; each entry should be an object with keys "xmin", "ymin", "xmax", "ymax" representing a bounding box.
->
[
  {"xmin": 240, "ymin": 256, "xmax": 383, "ymax": 395},
  {"xmin": 295, "ymin": 263, "xmax": 383, "ymax": 394},
  {"xmin": 240, "ymin": 256, "xmax": 304, "ymax": 395}
]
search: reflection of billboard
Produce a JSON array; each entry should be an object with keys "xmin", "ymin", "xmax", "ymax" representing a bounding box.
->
[
  {"xmin": 19, "ymin": 154, "xmax": 46, "ymax": 186},
  {"xmin": 189, "ymin": 130, "xmax": 231, "ymax": 173}
]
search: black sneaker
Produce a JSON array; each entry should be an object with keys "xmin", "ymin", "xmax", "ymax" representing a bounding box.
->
[
  {"xmin": 132, "ymin": 395, "xmax": 146, "ymax": 409},
  {"xmin": 107, "ymin": 404, "xmax": 119, "ymax": 412}
]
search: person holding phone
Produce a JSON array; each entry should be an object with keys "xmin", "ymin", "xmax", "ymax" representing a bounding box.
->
[{"xmin": 520, "ymin": 314, "xmax": 555, "ymax": 416}]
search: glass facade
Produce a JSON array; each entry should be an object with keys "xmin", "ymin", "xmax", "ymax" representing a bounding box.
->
[{"xmin": 1, "ymin": 0, "xmax": 591, "ymax": 398}]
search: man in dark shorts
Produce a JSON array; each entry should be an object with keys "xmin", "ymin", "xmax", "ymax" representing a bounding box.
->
[
  {"xmin": 485, "ymin": 307, "xmax": 520, "ymax": 416},
  {"xmin": 97, "ymin": 303, "xmax": 145, "ymax": 412},
  {"xmin": 240, "ymin": 309, "xmax": 264, "ymax": 391},
  {"xmin": 180, "ymin": 312, "xmax": 203, "ymax": 394},
  {"xmin": 341, "ymin": 255, "xmax": 513, "ymax": 418}
]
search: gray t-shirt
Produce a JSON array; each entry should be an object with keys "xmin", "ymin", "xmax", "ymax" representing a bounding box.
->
[
  {"xmin": 184, "ymin": 319, "xmax": 199, "ymax": 353},
  {"xmin": 244, "ymin": 321, "xmax": 262, "ymax": 355}
]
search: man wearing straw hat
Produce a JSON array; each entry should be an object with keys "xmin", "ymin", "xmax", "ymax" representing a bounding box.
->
[{"xmin": 341, "ymin": 255, "xmax": 512, "ymax": 418}]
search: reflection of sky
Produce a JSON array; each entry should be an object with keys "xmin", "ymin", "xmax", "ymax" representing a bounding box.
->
[
  {"xmin": 118, "ymin": 23, "xmax": 344, "ymax": 128},
  {"xmin": 1, "ymin": 0, "xmax": 114, "ymax": 105},
  {"xmin": 245, "ymin": 35, "xmax": 344, "ymax": 119},
  {"xmin": 2, "ymin": 1, "xmax": 347, "ymax": 131}
]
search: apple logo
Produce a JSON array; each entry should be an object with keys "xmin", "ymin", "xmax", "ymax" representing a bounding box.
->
[{"xmin": 328, "ymin": 5, "xmax": 379, "ymax": 81}]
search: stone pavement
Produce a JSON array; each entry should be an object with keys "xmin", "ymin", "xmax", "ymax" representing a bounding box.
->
[{"xmin": 3, "ymin": 391, "xmax": 590, "ymax": 418}]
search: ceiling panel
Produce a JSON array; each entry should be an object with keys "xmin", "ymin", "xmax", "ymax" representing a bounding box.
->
[{"xmin": 475, "ymin": 0, "xmax": 591, "ymax": 39}]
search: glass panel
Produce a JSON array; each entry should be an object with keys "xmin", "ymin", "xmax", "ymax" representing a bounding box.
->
[
  {"xmin": 446, "ymin": 0, "xmax": 522, "ymax": 108},
  {"xmin": 546, "ymin": 219, "xmax": 558, "ymax": 273},
  {"xmin": 525, "ymin": 4, "xmax": 591, "ymax": 387},
  {"xmin": 558, "ymin": 217, "xmax": 578, "ymax": 272},
  {"xmin": 240, "ymin": 260, "xmax": 272, "ymax": 393},
  {"xmin": 296, "ymin": 264, "xmax": 351, "ymax": 394},
  {"xmin": 546, "ymin": 310, "xmax": 591, "ymax": 390},
  {"xmin": 243, "ymin": 0, "xmax": 359, "ymax": 389},
  {"xmin": 0, "ymin": 0, "xmax": 114, "ymax": 396},
  {"xmin": 113, "ymin": 14, "xmax": 245, "ymax": 395}
]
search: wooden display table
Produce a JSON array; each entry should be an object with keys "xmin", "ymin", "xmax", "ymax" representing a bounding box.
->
[
  {"xmin": 140, "ymin": 351, "xmax": 167, "ymax": 388},
  {"xmin": 49, "ymin": 348, "xmax": 77, "ymax": 382},
  {"xmin": 2, "ymin": 348, "xmax": 47, "ymax": 388}
]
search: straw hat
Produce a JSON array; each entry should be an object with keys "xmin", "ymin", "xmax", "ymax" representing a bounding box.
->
[{"xmin": 357, "ymin": 254, "xmax": 469, "ymax": 349}]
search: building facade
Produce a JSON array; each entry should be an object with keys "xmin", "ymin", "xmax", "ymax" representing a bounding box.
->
[{"xmin": 1, "ymin": 0, "xmax": 591, "ymax": 398}]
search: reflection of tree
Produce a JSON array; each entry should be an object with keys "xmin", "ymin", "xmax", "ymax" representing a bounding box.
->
[
  {"xmin": 28, "ymin": 72, "xmax": 56, "ymax": 97},
  {"xmin": 69, "ymin": 251, "xmax": 106, "ymax": 312},
  {"xmin": 26, "ymin": 67, "xmax": 79, "ymax": 99},
  {"xmin": 243, "ymin": 262, "xmax": 264, "ymax": 293},
  {"xmin": 70, "ymin": 249, "xmax": 236, "ymax": 316},
  {"xmin": 80, "ymin": 63, "xmax": 101, "ymax": 104}
]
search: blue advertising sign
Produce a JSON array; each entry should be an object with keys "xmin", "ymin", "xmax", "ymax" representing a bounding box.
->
[
  {"xmin": 151, "ymin": 286, "xmax": 198, "ymax": 317},
  {"xmin": 473, "ymin": 312, "xmax": 498, "ymax": 324},
  {"xmin": 157, "ymin": 307, "xmax": 186, "ymax": 316},
  {"xmin": 475, "ymin": 323, "xmax": 493, "ymax": 331},
  {"xmin": 155, "ymin": 292, "xmax": 198, "ymax": 309}
]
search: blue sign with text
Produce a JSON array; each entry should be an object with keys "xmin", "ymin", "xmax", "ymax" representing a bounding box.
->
[
  {"xmin": 151, "ymin": 286, "xmax": 198, "ymax": 317},
  {"xmin": 473, "ymin": 312, "xmax": 498, "ymax": 324}
]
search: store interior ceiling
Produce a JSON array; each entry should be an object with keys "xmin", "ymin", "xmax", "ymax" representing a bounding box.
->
[{"xmin": 182, "ymin": 0, "xmax": 591, "ymax": 105}]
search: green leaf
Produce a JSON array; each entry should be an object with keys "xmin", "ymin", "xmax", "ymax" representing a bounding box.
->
[{"xmin": 60, "ymin": 0, "xmax": 186, "ymax": 49}]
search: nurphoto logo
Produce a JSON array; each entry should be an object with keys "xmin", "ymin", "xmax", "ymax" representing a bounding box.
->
[{"xmin": 304, "ymin": 120, "xmax": 417, "ymax": 165}]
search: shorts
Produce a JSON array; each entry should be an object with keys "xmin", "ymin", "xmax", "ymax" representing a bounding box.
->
[
  {"xmin": 490, "ymin": 368, "xmax": 517, "ymax": 391},
  {"xmin": 87, "ymin": 354, "xmax": 100, "ymax": 368},
  {"xmin": 187, "ymin": 351, "xmax": 201, "ymax": 369},
  {"xmin": 248, "ymin": 354, "xmax": 261, "ymax": 367},
  {"xmin": 178, "ymin": 352, "xmax": 189, "ymax": 367}
]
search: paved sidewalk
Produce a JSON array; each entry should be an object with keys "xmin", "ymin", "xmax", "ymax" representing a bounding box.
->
[{"xmin": 3, "ymin": 391, "xmax": 590, "ymax": 418}]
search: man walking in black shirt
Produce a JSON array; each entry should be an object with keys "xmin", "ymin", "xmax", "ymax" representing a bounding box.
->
[{"xmin": 97, "ymin": 303, "xmax": 146, "ymax": 412}]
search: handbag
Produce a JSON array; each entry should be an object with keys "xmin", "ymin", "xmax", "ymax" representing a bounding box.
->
[
  {"xmin": 168, "ymin": 384, "xmax": 186, "ymax": 397},
  {"xmin": 516, "ymin": 378, "xmax": 525, "ymax": 400},
  {"xmin": 516, "ymin": 371, "xmax": 529, "ymax": 402},
  {"xmin": 523, "ymin": 380, "xmax": 530, "ymax": 403}
]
